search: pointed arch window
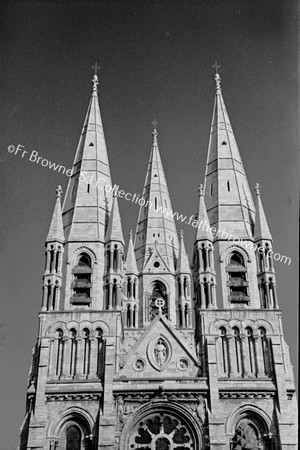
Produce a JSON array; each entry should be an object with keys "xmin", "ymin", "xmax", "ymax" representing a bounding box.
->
[
  {"xmin": 231, "ymin": 418, "xmax": 268, "ymax": 450},
  {"xmin": 69, "ymin": 329, "xmax": 77, "ymax": 377},
  {"xmin": 149, "ymin": 281, "xmax": 168, "ymax": 320},
  {"xmin": 259, "ymin": 327, "xmax": 271, "ymax": 376},
  {"xmin": 71, "ymin": 253, "xmax": 92, "ymax": 305},
  {"xmin": 233, "ymin": 327, "xmax": 242, "ymax": 375},
  {"xmin": 82, "ymin": 328, "xmax": 91, "ymax": 376},
  {"xmin": 96, "ymin": 328, "xmax": 105, "ymax": 377},
  {"xmin": 245, "ymin": 327, "xmax": 255, "ymax": 374},
  {"xmin": 55, "ymin": 329, "xmax": 64, "ymax": 377},
  {"xmin": 227, "ymin": 251, "xmax": 249, "ymax": 305},
  {"xmin": 219, "ymin": 327, "xmax": 229, "ymax": 375}
]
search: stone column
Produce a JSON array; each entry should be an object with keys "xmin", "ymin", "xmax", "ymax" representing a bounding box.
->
[
  {"xmin": 179, "ymin": 279, "xmax": 184, "ymax": 300},
  {"xmin": 53, "ymin": 249, "xmax": 57, "ymax": 273},
  {"xmin": 76, "ymin": 338, "xmax": 84, "ymax": 377},
  {"xmin": 205, "ymin": 247, "xmax": 209, "ymax": 270},
  {"xmin": 228, "ymin": 335, "xmax": 238, "ymax": 377},
  {"xmin": 207, "ymin": 281, "xmax": 212, "ymax": 308},
  {"xmin": 109, "ymin": 249, "xmax": 113, "ymax": 272},
  {"xmin": 89, "ymin": 338, "xmax": 97, "ymax": 379},
  {"xmin": 49, "ymin": 283, "xmax": 54, "ymax": 311},
  {"xmin": 211, "ymin": 282, "xmax": 217, "ymax": 308},
  {"xmin": 253, "ymin": 335, "xmax": 264, "ymax": 377},
  {"xmin": 240, "ymin": 334, "xmax": 248, "ymax": 377},
  {"xmin": 48, "ymin": 338, "xmax": 55, "ymax": 377}
]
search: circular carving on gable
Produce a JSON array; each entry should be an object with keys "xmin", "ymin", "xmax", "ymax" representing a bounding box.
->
[
  {"xmin": 133, "ymin": 358, "xmax": 146, "ymax": 372},
  {"xmin": 177, "ymin": 358, "xmax": 189, "ymax": 371}
]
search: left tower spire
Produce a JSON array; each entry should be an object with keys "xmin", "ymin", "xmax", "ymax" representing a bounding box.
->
[{"xmin": 62, "ymin": 69, "xmax": 113, "ymax": 242}]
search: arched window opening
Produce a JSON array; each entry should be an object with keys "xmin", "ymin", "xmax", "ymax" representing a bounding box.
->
[
  {"xmin": 49, "ymin": 246, "xmax": 55, "ymax": 273},
  {"xmin": 126, "ymin": 304, "xmax": 131, "ymax": 328},
  {"xmin": 257, "ymin": 245, "xmax": 264, "ymax": 272},
  {"xmin": 233, "ymin": 327, "xmax": 242, "ymax": 374},
  {"xmin": 112, "ymin": 279, "xmax": 118, "ymax": 308},
  {"xmin": 246, "ymin": 327, "xmax": 255, "ymax": 374},
  {"xmin": 96, "ymin": 328, "xmax": 104, "ymax": 377},
  {"xmin": 183, "ymin": 277, "xmax": 188, "ymax": 299},
  {"xmin": 227, "ymin": 180, "xmax": 230, "ymax": 191},
  {"xmin": 149, "ymin": 281, "xmax": 168, "ymax": 320},
  {"xmin": 265, "ymin": 243, "xmax": 273, "ymax": 270},
  {"xmin": 133, "ymin": 279, "xmax": 137, "ymax": 299},
  {"xmin": 105, "ymin": 248, "xmax": 110, "ymax": 272},
  {"xmin": 83, "ymin": 328, "xmax": 90, "ymax": 376},
  {"xmin": 178, "ymin": 278, "xmax": 181, "ymax": 298},
  {"xmin": 69, "ymin": 329, "xmax": 77, "ymax": 377},
  {"xmin": 260, "ymin": 279, "xmax": 268, "ymax": 308},
  {"xmin": 46, "ymin": 280, "xmax": 52, "ymax": 310},
  {"xmin": 52, "ymin": 281, "xmax": 59, "ymax": 310},
  {"xmin": 184, "ymin": 304, "xmax": 189, "ymax": 327},
  {"xmin": 203, "ymin": 278, "xmax": 210, "ymax": 308},
  {"xmin": 113, "ymin": 245, "xmax": 118, "ymax": 271},
  {"xmin": 231, "ymin": 417, "xmax": 268, "ymax": 450},
  {"xmin": 178, "ymin": 304, "xmax": 182, "ymax": 327},
  {"xmin": 55, "ymin": 329, "xmax": 64, "ymax": 377},
  {"xmin": 219, "ymin": 327, "xmax": 228, "ymax": 374},
  {"xmin": 55, "ymin": 247, "xmax": 61, "ymax": 273},
  {"xmin": 259, "ymin": 327, "xmax": 270, "ymax": 376},
  {"xmin": 201, "ymin": 243, "xmax": 207, "ymax": 270},
  {"xmin": 269, "ymin": 278, "xmax": 276, "ymax": 309},
  {"xmin": 66, "ymin": 425, "xmax": 81, "ymax": 450},
  {"xmin": 227, "ymin": 252, "xmax": 249, "ymax": 305},
  {"xmin": 71, "ymin": 253, "xmax": 92, "ymax": 305},
  {"xmin": 133, "ymin": 305, "xmax": 137, "ymax": 328}
]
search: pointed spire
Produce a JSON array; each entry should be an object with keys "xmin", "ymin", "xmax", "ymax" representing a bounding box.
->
[
  {"xmin": 176, "ymin": 230, "xmax": 190, "ymax": 274},
  {"xmin": 125, "ymin": 230, "xmax": 138, "ymax": 274},
  {"xmin": 254, "ymin": 183, "xmax": 272, "ymax": 241},
  {"xmin": 196, "ymin": 184, "xmax": 214, "ymax": 241},
  {"xmin": 134, "ymin": 122, "xmax": 179, "ymax": 271},
  {"xmin": 105, "ymin": 192, "xmax": 124, "ymax": 245},
  {"xmin": 46, "ymin": 186, "xmax": 65, "ymax": 243},
  {"xmin": 62, "ymin": 66, "xmax": 113, "ymax": 242},
  {"xmin": 204, "ymin": 68, "xmax": 255, "ymax": 238}
]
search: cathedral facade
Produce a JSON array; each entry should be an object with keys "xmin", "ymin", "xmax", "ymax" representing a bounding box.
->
[{"xmin": 19, "ymin": 71, "xmax": 297, "ymax": 450}]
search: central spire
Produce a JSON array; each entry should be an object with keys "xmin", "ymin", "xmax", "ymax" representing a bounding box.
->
[
  {"xmin": 134, "ymin": 122, "xmax": 179, "ymax": 271},
  {"xmin": 62, "ymin": 67, "xmax": 113, "ymax": 242}
]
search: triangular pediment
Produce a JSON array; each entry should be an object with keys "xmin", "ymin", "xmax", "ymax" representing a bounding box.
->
[
  {"xmin": 119, "ymin": 314, "xmax": 199, "ymax": 379},
  {"xmin": 143, "ymin": 246, "xmax": 171, "ymax": 273}
]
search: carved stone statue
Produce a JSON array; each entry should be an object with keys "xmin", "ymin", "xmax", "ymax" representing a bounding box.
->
[{"xmin": 154, "ymin": 339, "xmax": 167, "ymax": 366}]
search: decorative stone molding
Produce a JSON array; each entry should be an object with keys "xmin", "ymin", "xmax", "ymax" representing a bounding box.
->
[{"xmin": 46, "ymin": 393, "xmax": 101, "ymax": 402}]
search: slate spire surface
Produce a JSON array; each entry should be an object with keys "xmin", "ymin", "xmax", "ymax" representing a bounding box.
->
[
  {"xmin": 62, "ymin": 72, "xmax": 113, "ymax": 241},
  {"xmin": 204, "ymin": 70, "xmax": 255, "ymax": 238},
  {"xmin": 134, "ymin": 122, "xmax": 179, "ymax": 271}
]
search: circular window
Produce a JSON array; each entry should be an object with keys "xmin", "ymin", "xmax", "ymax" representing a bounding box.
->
[
  {"xmin": 177, "ymin": 358, "xmax": 189, "ymax": 371},
  {"xmin": 154, "ymin": 262, "xmax": 160, "ymax": 268},
  {"xmin": 129, "ymin": 412, "xmax": 194, "ymax": 449},
  {"xmin": 133, "ymin": 358, "xmax": 145, "ymax": 372}
]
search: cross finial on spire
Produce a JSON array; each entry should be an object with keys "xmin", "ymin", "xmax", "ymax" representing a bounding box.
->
[
  {"xmin": 255, "ymin": 183, "xmax": 261, "ymax": 195},
  {"xmin": 92, "ymin": 62, "xmax": 100, "ymax": 92},
  {"xmin": 56, "ymin": 185, "xmax": 63, "ymax": 198},
  {"xmin": 213, "ymin": 61, "xmax": 221, "ymax": 89},
  {"xmin": 152, "ymin": 118, "xmax": 158, "ymax": 142},
  {"xmin": 180, "ymin": 229, "xmax": 184, "ymax": 239},
  {"xmin": 129, "ymin": 229, "xmax": 133, "ymax": 239},
  {"xmin": 198, "ymin": 184, "xmax": 204, "ymax": 196}
]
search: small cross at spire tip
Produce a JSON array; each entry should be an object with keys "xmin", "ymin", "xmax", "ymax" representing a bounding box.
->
[
  {"xmin": 255, "ymin": 183, "xmax": 261, "ymax": 195},
  {"xmin": 92, "ymin": 62, "xmax": 100, "ymax": 92},
  {"xmin": 198, "ymin": 184, "xmax": 204, "ymax": 197},
  {"xmin": 56, "ymin": 185, "xmax": 63, "ymax": 198},
  {"xmin": 129, "ymin": 230, "xmax": 133, "ymax": 239},
  {"xmin": 152, "ymin": 118, "xmax": 158, "ymax": 143},
  {"xmin": 213, "ymin": 61, "xmax": 221, "ymax": 89}
]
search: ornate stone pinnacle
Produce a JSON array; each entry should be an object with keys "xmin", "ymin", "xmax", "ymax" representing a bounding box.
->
[{"xmin": 255, "ymin": 183, "xmax": 261, "ymax": 195}]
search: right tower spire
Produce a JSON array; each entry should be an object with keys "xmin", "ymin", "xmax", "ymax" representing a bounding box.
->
[{"xmin": 204, "ymin": 66, "xmax": 255, "ymax": 238}]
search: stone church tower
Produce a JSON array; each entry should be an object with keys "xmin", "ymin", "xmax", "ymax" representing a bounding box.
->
[{"xmin": 19, "ymin": 70, "xmax": 297, "ymax": 450}]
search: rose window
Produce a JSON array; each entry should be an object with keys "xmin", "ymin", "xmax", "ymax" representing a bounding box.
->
[{"xmin": 129, "ymin": 412, "xmax": 194, "ymax": 450}]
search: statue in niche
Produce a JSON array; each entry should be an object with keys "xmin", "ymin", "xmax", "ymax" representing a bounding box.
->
[{"xmin": 154, "ymin": 338, "xmax": 167, "ymax": 366}]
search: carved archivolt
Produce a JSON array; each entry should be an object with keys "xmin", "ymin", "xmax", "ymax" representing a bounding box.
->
[{"xmin": 67, "ymin": 246, "xmax": 98, "ymax": 265}]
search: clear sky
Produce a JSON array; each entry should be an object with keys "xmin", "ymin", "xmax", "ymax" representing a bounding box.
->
[{"xmin": 0, "ymin": 1, "xmax": 297, "ymax": 448}]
